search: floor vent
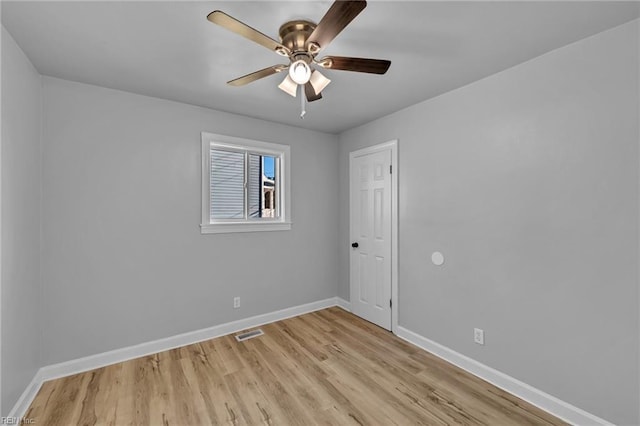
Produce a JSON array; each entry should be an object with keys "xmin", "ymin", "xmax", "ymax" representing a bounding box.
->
[{"xmin": 234, "ymin": 329, "xmax": 264, "ymax": 342}]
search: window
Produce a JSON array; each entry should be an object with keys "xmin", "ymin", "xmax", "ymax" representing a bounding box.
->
[{"xmin": 201, "ymin": 132, "xmax": 291, "ymax": 234}]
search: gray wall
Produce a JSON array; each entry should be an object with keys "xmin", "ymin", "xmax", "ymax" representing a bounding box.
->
[
  {"xmin": 1, "ymin": 27, "xmax": 42, "ymax": 413},
  {"xmin": 41, "ymin": 77, "xmax": 339, "ymax": 365},
  {"xmin": 338, "ymin": 20, "xmax": 639, "ymax": 425}
]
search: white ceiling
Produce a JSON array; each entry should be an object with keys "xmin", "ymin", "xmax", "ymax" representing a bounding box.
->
[{"xmin": 2, "ymin": 1, "xmax": 639, "ymax": 134}]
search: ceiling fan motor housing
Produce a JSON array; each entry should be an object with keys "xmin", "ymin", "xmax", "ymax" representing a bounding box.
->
[{"xmin": 279, "ymin": 20, "xmax": 318, "ymax": 56}]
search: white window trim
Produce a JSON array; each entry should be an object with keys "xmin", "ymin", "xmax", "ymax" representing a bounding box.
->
[{"xmin": 201, "ymin": 132, "xmax": 291, "ymax": 234}]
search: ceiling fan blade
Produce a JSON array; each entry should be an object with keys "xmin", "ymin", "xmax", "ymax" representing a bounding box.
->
[
  {"xmin": 304, "ymin": 82, "xmax": 322, "ymax": 102},
  {"xmin": 207, "ymin": 11, "xmax": 290, "ymax": 56},
  {"xmin": 316, "ymin": 56, "xmax": 391, "ymax": 74},
  {"xmin": 227, "ymin": 65, "xmax": 287, "ymax": 86},
  {"xmin": 306, "ymin": 1, "xmax": 367, "ymax": 53}
]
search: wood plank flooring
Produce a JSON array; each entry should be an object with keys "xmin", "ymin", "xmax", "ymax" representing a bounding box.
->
[{"xmin": 26, "ymin": 307, "xmax": 566, "ymax": 425}]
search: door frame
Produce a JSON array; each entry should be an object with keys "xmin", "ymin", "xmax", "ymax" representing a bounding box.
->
[{"xmin": 349, "ymin": 139, "xmax": 399, "ymax": 333}]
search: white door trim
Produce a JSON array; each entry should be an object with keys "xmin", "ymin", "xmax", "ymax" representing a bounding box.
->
[{"xmin": 349, "ymin": 140, "xmax": 398, "ymax": 333}]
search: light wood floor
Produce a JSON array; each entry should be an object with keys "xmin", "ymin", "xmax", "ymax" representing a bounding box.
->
[{"xmin": 26, "ymin": 307, "xmax": 565, "ymax": 425}]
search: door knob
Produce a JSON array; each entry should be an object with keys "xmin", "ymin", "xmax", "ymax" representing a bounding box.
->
[{"xmin": 351, "ymin": 242, "xmax": 359, "ymax": 248}]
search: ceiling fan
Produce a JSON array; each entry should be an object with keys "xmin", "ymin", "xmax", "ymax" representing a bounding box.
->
[{"xmin": 207, "ymin": 0, "xmax": 391, "ymax": 116}]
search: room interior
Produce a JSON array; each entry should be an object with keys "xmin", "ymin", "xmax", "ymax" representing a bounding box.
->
[{"xmin": 1, "ymin": 1, "xmax": 639, "ymax": 424}]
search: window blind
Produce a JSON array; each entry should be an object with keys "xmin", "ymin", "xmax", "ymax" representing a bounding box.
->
[{"xmin": 210, "ymin": 148, "xmax": 244, "ymax": 220}]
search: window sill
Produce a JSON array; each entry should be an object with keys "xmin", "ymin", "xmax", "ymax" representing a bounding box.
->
[{"xmin": 200, "ymin": 222, "xmax": 292, "ymax": 234}]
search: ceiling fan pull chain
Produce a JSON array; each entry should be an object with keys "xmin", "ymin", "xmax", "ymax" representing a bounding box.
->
[{"xmin": 300, "ymin": 85, "xmax": 306, "ymax": 119}]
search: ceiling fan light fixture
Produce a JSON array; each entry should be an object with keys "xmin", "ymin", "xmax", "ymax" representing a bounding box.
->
[
  {"xmin": 278, "ymin": 75, "xmax": 298, "ymax": 97},
  {"xmin": 309, "ymin": 70, "xmax": 331, "ymax": 95},
  {"xmin": 289, "ymin": 60, "xmax": 312, "ymax": 85}
]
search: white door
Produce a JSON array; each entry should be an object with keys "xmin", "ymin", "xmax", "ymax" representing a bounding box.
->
[{"xmin": 350, "ymin": 146, "xmax": 392, "ymax": 330}]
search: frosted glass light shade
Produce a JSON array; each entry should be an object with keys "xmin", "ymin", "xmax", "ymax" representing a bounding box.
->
[
  {"xmin": 309, "ymin": 70, "xmax": 331, "ymax": 95},
  {"xmin": 289, "ymin": 60, "xmax": 311, "ymax": 84},
  {"xmin": 278, "ymin": 75, "xmax": 298, "ymax": 97}
]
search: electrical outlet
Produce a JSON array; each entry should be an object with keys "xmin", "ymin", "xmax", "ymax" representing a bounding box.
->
[
  {"xmin": 474, "ymin": 328, "xmax": 484, "ymax": 345},
  {"xmin": 233, "ymin": 297, "xmax": 241, "ymax": 309}
]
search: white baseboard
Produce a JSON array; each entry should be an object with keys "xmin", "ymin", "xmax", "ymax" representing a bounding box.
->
[
  {"xmin": 396, "ymin": 327, "xmax": 613, "ymax": 426},
  {"xmin": 9, "ymin": 297, "xmax": 341, "ymax": 418},
  {"xmin": 7, "ymin": 371, "xmax": 44, "ymax": 419},
  {"xmin": 335, "ymin": 297, "xmax": 351, "ymax": 312}
]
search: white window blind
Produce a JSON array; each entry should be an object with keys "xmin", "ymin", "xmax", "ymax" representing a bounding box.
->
[
  {"xmin": 248, "ymin": 154, "xmax": 261, "ymax": 218},
  {"xmin": 210, "ymin": 149, "xmax": 244, "ymax": 220}
]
